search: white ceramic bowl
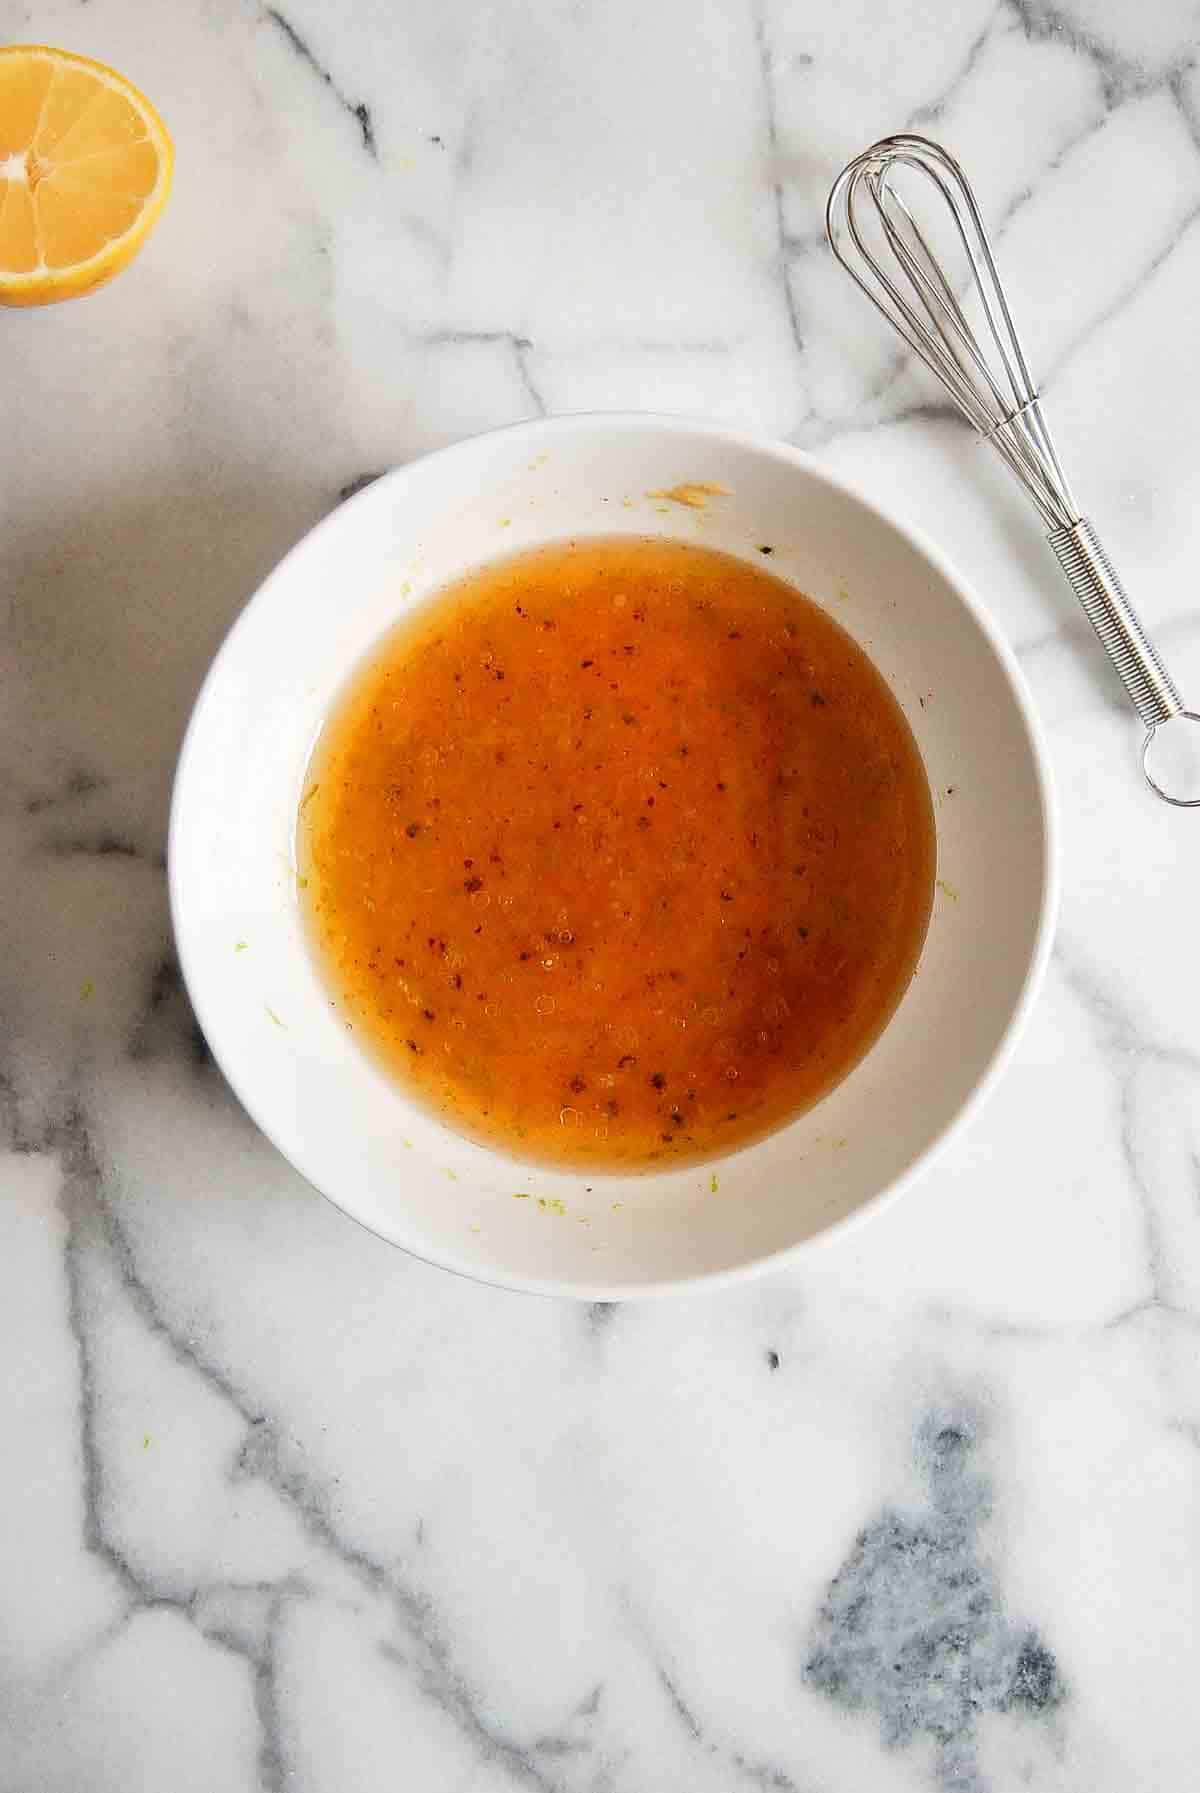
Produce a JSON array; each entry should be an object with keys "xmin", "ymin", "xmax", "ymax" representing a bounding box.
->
[{"xmin": 170, "ymin": 415, "xmax": 1056, "ymax": 1297}]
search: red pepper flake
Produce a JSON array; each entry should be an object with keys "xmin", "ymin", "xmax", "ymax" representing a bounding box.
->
[{"xmin": 463, "ymin": 876, "xmax": 483, "ymax": 893}]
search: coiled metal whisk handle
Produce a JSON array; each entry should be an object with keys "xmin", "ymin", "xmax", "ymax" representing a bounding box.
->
[{"xmin": 826, "ymin": 134, "xmax": 1199, "ymax": 808}]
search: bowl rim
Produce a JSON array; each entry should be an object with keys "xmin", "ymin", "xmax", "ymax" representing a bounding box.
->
[{"xmin": 169, "ymin": 410, "xmax": 1060, "ymax": 1300}]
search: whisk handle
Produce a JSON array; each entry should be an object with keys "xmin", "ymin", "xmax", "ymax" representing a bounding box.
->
[{"xmin": 1047, "ymin": 519, "xmax": 1183, "ymax": 729}]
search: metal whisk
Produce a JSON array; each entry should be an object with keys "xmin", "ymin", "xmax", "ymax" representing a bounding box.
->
[{"xmin": 826, "ymin": 133, "xmax": 1198, "ymax": 807}]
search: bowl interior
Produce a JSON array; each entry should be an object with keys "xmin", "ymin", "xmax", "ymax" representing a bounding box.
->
[{"xmin": 170, "ymin": 416, "xmax": 1054, "ymax": 1295}]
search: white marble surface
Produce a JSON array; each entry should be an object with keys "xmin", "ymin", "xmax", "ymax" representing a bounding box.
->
[{"xmin": 3, "ymin": 0, "xmax": 1200, "ymax": 1787}]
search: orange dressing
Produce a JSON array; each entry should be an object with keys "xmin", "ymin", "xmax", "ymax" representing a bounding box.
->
[{"xmin": 300, "ymin": 538, "xmax": 935, "ymax": 1170}]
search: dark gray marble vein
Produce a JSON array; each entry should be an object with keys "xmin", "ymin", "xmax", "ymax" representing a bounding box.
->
[
  {"xmin": 23, "ymin": 766, "xmax": 109, "ymax": 815},
  {"xmin": 38, "ymin": 829, "xmax": 146, "ymax": 862},
  {"xmin": 1004, "ymin": 0, "xmax": 1181, "ymax": 101},
  {"xmin": 0, "ymin": 1066, "xmax": 49, "ymax": 1156},
  {"xmin": 264, "ymin": 6, "xmax": 378, "ymax": 160},
  {"xmin": 338, "ymin": 470, "xmax": 387, "ymax": 504},
  {"xmin": 127, "ymin": 952, "xmax": 213, "ymax": 1069},
  {"xmin": 512, "ymin": 338, "xmax": 547, "ymax": 418},
  {"xmin": 53, "ymin": 1106, "xmax": 601, "ymax": 1793},
  {"xmin": 627, "ymin": 1617, "xmax": 808, "ymax": 1792},
  {"xmin": 750, "ymin": 0, "xmax": 804, "ymax": 363},
  {"xmin": 424, "ymin": 327, "xmax": 547, "ymax": 416},
  {"xmin": 653, "ymin": 1662, "xmax": 804, "ymax": 1793},
  {"xmin": 804, "ymin": 1410, "xmax": 1065, "ymax": 1792},
  {"xmin": 586, "ymin": 1300, "xmax": 618, "ymax": 1335},
  {"xmin": 250, "ymin": 1590, "xmax": 291, "ymax": 1793},
  {"xmin": 1168, "ymin": 66, "xmax": 1200, "ymax": 155},
  {"xmin": 1054, "ymin": 939, "xmax": 1200, "ymax": 1317},
  {"xmin": 909, "ymin": 5, "xmax": 1005, "ymax": 130},
  {"xmin": 374, "ymin": 1635, "xmax": 565, "ymax": 1793}
]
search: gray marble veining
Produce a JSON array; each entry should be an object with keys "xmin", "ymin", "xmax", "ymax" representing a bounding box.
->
[{"xmin": 2, "ymin": 1, "xmax": 1199, "ymax": 1788}]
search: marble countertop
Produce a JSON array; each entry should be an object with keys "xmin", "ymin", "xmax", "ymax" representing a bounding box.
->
[{"xmin": 4, "ymin": 1, "xmax": 1200, "ymax": 1787}]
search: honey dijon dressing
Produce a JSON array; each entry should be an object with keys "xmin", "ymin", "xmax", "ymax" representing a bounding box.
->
[{"xmin": 299, "ymin": 538, "xmax": 935, "ymax": 1170}]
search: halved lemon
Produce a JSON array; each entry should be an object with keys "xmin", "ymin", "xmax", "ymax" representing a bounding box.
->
[{"xmin": 0, "ymin": 44, "xmax": 172, "ymax": 306}]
